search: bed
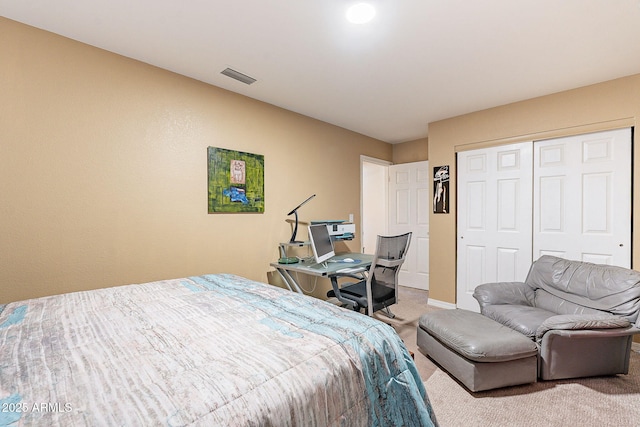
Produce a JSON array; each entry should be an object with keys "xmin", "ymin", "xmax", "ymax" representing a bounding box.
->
[{"xmin": 0, "ymin": 274, "xmax": 437, "ymax": 426}]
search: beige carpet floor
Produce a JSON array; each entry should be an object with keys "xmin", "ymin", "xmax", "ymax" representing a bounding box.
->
[
  {"xmin": 426, "ymin": 349, "xmax": 640, "ymax": 427},
  {"xmin": 377, "ymin": 286, "xmax": 640, "ymax": 427}
]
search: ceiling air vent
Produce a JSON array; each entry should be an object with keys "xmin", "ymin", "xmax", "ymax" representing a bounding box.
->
[{"xmin": 221, "ymin": 68, "xmax": 257, "ymax": 85}]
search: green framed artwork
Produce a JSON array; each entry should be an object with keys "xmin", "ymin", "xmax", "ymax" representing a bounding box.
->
[{"xmin": 207, "ymin": 147, "xmax": 265, "ymax": 213}]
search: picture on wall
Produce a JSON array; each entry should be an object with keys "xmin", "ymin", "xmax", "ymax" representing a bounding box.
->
[
  {"xmin": 207, "ymin": 147, "xmax": 264, "ymax": 213},
  {"xmin": 433, "ymin": 165, "xmax": 449, "ymax": 214}
]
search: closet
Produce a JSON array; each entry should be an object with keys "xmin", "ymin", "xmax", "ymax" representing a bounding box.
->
[{"xmin": 456, "ymin": 128, "xmax": 632, "ymax": 311}]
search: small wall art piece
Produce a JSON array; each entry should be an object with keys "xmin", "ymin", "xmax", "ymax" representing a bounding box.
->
[
  {"xmin": 433, "ymin": 165, "xmax": 449, "ymax": 214},
  {"xmin": 207, "ymin": 147, "xmax": 264, "ymax": 213}
]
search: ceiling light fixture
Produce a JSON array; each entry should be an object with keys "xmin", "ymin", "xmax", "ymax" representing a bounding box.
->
[{"xmin": 346, "ymin": 3, "xmax": 376, "ymax": 24}]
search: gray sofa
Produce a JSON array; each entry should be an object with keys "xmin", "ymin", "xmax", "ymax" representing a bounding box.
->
[{"xmin": 473, "ymin": 255, "xmax": 640, "ymax": 380}]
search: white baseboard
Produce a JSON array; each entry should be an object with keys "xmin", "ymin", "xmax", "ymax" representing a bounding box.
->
[{"xmin": 427, "ymin": 299, "xmax": 456, "ymax": 310}]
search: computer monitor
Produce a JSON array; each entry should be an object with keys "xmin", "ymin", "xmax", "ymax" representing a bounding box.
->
[{"xmin": 308, "ymin": 224, "xmax": 335, "ymax": 265}]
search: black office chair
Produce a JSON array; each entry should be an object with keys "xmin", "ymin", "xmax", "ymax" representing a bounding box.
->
[{"xmin": 328, "ymin": 232, "xmax": 412, "ymax": 317}]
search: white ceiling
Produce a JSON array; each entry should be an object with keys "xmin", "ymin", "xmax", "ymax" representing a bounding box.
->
[{"xmin": 3, "ymin": 0, "xmax": 640, "ymax": 143}]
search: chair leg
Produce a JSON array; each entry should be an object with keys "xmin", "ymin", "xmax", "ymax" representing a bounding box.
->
[{"xmin": 380, "ymin": 306, "xmax": 395, "ymax": 319}]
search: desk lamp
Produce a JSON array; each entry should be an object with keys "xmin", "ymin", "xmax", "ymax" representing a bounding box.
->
[{"xmin": 288, "ymin": 194, "xmax": 315, "ymax": 243}]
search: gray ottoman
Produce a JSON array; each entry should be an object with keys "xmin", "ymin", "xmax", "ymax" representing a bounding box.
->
[{"xmin": 417, "ymin": 309, "xmax": 538, "ymax": 392}]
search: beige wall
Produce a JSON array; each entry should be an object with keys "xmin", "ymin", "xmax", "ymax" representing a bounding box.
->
[
  {"xmin": 0, "ymin": 18, "xmax": 392, "ymax": 304},
  {"xmin": 392, "ymin": 137, "xmax": 428, "ymax": 164},
  {"xmin": 427, "ymin": 74, "xmax": 640, "ymax": 304},
  {"xmin": 7, "ymin": 16, "xmax": 636, "ymax": 307}
]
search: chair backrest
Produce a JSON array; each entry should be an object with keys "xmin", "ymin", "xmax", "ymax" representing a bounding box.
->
[
  {"xmin": 364, "ymin": 232, "xmax": 412, "ymax": 315},
  {"xmin": 526, "ymin": 255, "xmax": 640, "ymax": 323},
  {"xmin": 372, "ymin": 232, "xmax": 412, "ymax": 266}
]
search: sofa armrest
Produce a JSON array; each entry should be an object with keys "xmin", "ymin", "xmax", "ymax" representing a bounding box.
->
[
  {"xmin": 538, "ymin": 327, "xmax": 640, "ymax": 380},
  {"xmin": 535, "ymin": 313, "xmax": 633, "ymax": 343},
  {"xmin": 472, "ymin": 282, "xmax": 534, "ymax": 309}
]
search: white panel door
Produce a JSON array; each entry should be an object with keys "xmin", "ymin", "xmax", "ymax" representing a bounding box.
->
[
  {"xmin": 456, "ymin": 143, "xmax": 533, "ymax": 311},
  {"xmin": 389, "ymin": 161, "xmax": 429, "ymax": 290},
  {"xmin": 534, "ymin": 128, "xmax": 631, "ymax": 267}
]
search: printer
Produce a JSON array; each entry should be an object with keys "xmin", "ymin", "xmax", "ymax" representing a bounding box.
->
[{"xmin": 311, "ymin": 221, "xmax": 356, "ymax": 240}]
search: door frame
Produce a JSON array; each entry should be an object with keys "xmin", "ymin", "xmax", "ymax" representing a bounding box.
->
[{"xmin": 360, "ymin": 156, "xmax": 391, "ymax": 254}]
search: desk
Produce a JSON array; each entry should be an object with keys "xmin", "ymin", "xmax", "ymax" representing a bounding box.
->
[{"xmin": 270, "ymin": 253, "xmax": 373, "ymax": 295}]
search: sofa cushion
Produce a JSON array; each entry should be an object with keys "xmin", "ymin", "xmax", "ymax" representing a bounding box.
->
[
  {"xmin": 419, "ymin": 309, "xmax": 538, "ymax": 362},
  {"xmin": 481, "ymin": 304, "xmax": 555, "ymax": 339},
  {"xmin": 534, "ymin": 289, "xmax": 605, "ymax": 316}
]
